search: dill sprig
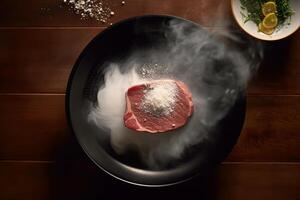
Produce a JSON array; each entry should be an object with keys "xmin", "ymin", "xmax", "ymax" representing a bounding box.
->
[
  {"xmin": 276, "ymin": 0, "xmax": 294, "ymax": 25},
  {"xmin": 240, "ymin": 0, "xmax": 294, "ymax": 26},
  {"xmin": 240, "ymin": 0, "xmax": 263, "ymax": 25}
]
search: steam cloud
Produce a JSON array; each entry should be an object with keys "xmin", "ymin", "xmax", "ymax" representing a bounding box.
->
[{"xmin": 88, "ymin": 10, "xmax": 263, "ymax": 169}]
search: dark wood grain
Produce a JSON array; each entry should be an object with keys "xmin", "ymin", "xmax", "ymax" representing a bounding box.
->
[
  {"xmin": 0, "ymin": 28, "xmax": 102, "ymax": 93},
  {"xmin": 0, "ymin": 162, "xmax": 299, "ymax": 200},
  {"xmin": 0, "ymin": 29, "xmax": 299, "ymax": 94},
  {"xmin": 0, "ymin": 0, "xmax": 230, "ymax": 27},
  {"xmin": 227, "ymin": 95, "xmax": 300, "ymax": 162},
  {"xmin": 0, "ymin": 0, "xmax": 298, "ymax": 198},
  {"xmin": 0, "ymin": 95, "xmax": 71, "ymax": 160},
  {"xmin": 248, "ymin": 31, "xmax": 300, "ymax": 95},
  {"xmin": 214, "ymin": 163, "xmax": 300, "ymax": 200},
  {"xmin": 0, "ymin": 161, "xmax": 55, "ymax": 200},
  {"xmin": 0, "ymin": 94, "xmax": 299, "ymax": 161}
]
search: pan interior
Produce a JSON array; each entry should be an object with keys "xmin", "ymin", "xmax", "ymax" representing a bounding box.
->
[{"xmin": 67, "ymin": 15, "xmax": 246, "ymax": 186}]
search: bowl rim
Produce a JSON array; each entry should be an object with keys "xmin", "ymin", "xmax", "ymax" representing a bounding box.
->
[{"xmin": 231, "ymin": 0, "xmax": 300, "ymax": 41}]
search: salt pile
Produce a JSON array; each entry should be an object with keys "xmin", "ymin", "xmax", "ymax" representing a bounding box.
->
[{"xmin": 63, "ymin": 0, "xmax": 126, "ymax": 23}]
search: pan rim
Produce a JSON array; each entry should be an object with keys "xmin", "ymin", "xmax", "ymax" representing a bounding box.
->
[{"xmin": 65, "ymin": 14, "xmax": 246, "ymax": 187}]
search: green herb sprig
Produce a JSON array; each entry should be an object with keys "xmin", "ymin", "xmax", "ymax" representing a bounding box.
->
[{"xmin": 240, "ymin": 0, "xmax": 294, "ymax": 26}]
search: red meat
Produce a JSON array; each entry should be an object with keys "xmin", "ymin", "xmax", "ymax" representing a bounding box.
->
[{"xmin": 124, "ymin": 80, "xmax": 194, "ymax": 133}]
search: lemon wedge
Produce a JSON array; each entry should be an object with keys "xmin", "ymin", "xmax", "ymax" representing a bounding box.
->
[
  {"xmin": 262, "ymin": 13, "xmax": 278, "ymax": 29},
  {"xmin": 258, "ymin": 23, "xmax": 275, "ymax": 35},
  {"xmin": 262, "ymin": 1, "xmax": 277, "ymax": 16}
]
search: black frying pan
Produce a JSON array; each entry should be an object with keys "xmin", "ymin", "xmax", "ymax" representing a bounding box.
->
[{"xmin": 66, "ymin": 15, "xmax": 246, "ymax": 186}]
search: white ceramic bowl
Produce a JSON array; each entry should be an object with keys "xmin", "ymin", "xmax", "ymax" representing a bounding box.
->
[{"xmin": 231, "ymin": 0, "xmax": 300, "ymax": 41}]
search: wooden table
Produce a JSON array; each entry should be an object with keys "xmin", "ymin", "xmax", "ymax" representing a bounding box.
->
[{"xmin": 0, "ymin": 0, "xmax": 299, "ymax": 199}]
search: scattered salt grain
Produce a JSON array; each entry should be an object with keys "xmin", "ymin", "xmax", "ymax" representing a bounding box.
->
[
  {"xmin": 141, "ymin": 82, "xmax": 178, "ymax": 117},
  {"xmin": 63, "ymin": 0, "xmax": 113, "ymax": 22},
  {"xmin": 139, "ymin": 63, "xmax": 169, "ymax": 79}
]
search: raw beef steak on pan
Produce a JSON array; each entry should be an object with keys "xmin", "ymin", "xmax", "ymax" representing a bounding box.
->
[{"xmin": 124, "ymin": 80, "xmax": 194, "ymax": 133}]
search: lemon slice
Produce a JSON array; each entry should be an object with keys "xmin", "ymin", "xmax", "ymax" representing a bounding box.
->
[
  {"xmin": 258, "ymin": 23, "xmax": 275, "ymax": 35},
  {"xmin": 262, "ymin": 13, "xmax": 278, "ymax": 29},
  {"xmin": 262, "ymin": 1, "xmax": 277, "ymax": 16}
]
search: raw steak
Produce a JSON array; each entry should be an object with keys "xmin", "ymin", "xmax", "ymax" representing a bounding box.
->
[{"xmin": 124, "ymin": 80, "xmax": 194, "ymax": 133}]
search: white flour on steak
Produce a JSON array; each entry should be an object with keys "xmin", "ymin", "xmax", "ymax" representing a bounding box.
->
[
  {"xmin": 124, "ymin": 80, "xmax": 194, "ymax": 133},
  {"xmin": 141, "ymin": 81, "xmax": 178, "ymax": 117}
]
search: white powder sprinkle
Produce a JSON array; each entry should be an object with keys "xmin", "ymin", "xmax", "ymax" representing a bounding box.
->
[
  {"xmin": 139, "ymin": 63, "xmax": 169, "ymax": 79},
  {"xmin": 64, "ymin": 0, "xmax": 113, "ymax": 23},
  {"xmin": 141, "ymin": 82, "xmax": 178, "ymax": 117}
]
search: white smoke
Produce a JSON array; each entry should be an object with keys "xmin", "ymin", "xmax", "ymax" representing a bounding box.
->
[{"xmin": 88, "ymin": 8, "xmax": 263, "ymax": 169}]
